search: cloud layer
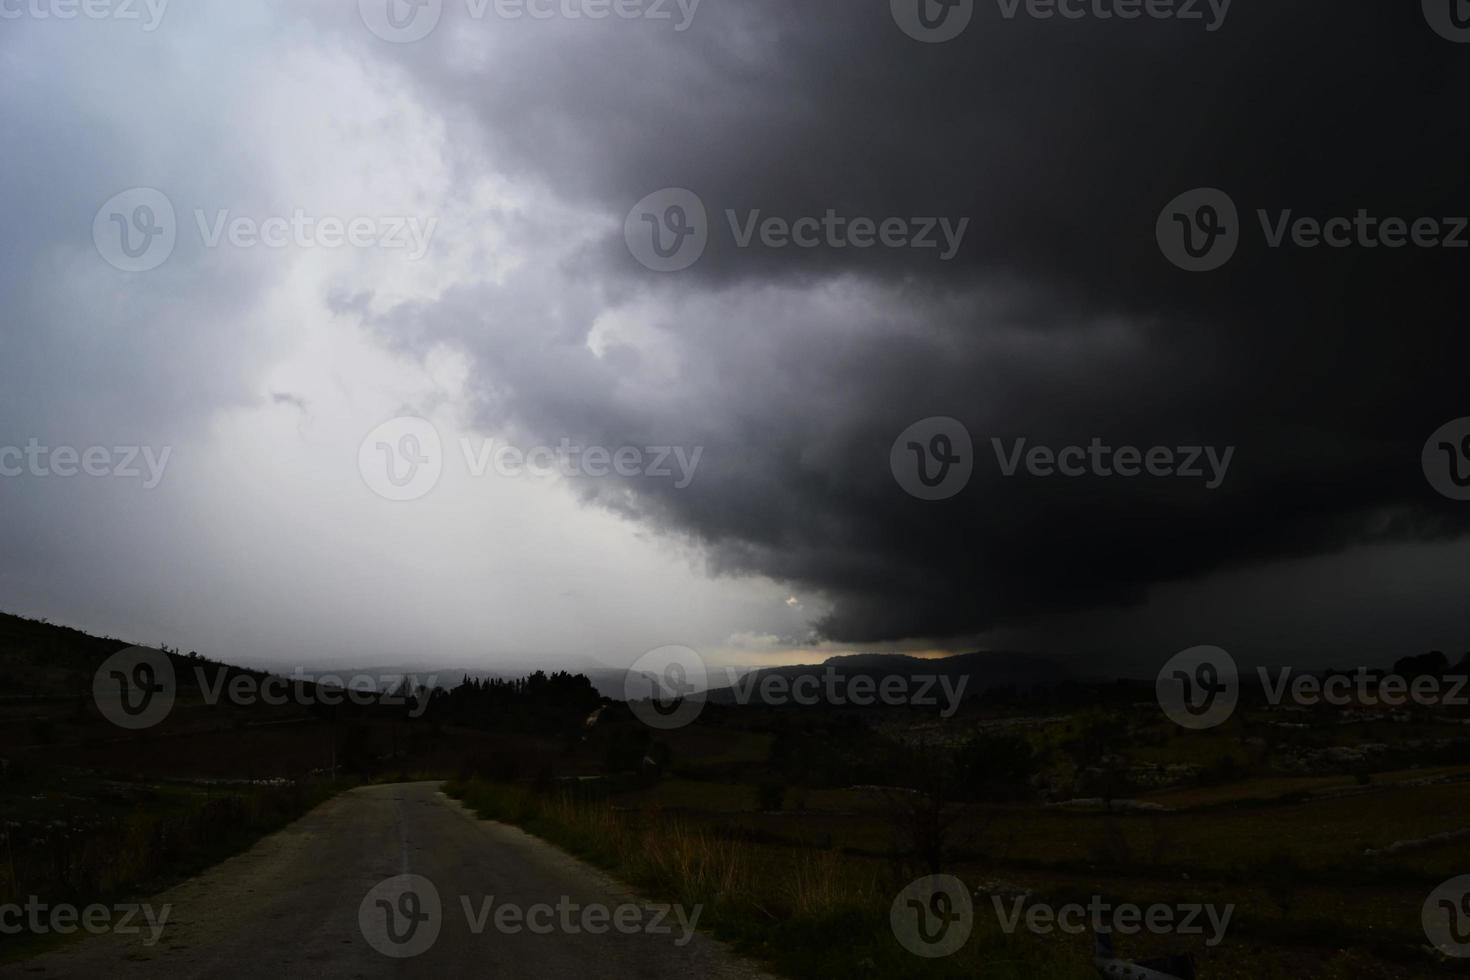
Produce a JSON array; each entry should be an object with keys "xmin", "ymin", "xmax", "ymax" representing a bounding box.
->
[
  {"xmin": 337, "ymin": 1, "xmax": 1470, "ymax": 644},
  {"xmin": 3, "ymin": 0, "xmax": 1468, "ymax": 667}
]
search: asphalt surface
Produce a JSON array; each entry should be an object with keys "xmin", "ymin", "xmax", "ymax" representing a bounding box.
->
[{"xmin": 7, "ymin": 782, "xmax": 777, "ymax": 979}]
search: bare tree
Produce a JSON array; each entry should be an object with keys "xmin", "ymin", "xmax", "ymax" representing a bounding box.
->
[{"xmin": 875, "ymin": 736, "xmax": 990, "ymax": 875}]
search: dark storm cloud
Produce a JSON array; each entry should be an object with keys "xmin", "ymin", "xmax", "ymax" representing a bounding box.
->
[{"xmin": 346, "ymin": 1, "xmax": 1470, "ymax": 643}]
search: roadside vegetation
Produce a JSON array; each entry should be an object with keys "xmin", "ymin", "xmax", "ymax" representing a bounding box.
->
[
  {"xmin": 0, "ymin": 771, "xmax": 351, "ymax": 961},
  {"xmin": 445, "ymin": 777, "xmax": 1086, "ymax": 980},
  {"xmin": 445, "ymin": 697, "xmax": 1470, "ymax": 980}
]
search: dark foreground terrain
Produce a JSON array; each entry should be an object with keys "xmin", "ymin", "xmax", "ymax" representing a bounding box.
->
[
  {"xmin": 6, "ymin": 782, "xmax": 772, "ymax": 980},
  {"xmin": 5, "ymin": 612, "xmax": 1470, "ymax": 978}
]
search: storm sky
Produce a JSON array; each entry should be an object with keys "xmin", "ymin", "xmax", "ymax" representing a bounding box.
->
[{"xmin": 2, "ymin": 0, "xmax": 1468, "ymax": 674}]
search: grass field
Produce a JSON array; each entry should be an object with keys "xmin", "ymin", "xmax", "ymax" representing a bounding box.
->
[{"xmin": 446, "ymin": 762, "xmax": 1470, "ymax": 979}]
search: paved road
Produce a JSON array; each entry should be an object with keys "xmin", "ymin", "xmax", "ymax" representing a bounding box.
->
[{"xmin": 8, "ymin": 782, "xmax": 776, "ymax": 980}]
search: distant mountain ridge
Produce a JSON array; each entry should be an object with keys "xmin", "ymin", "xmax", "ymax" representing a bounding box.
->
[{"xmin": 703, "ymin": 650, "xmax": 1076, "ymax": 705}]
